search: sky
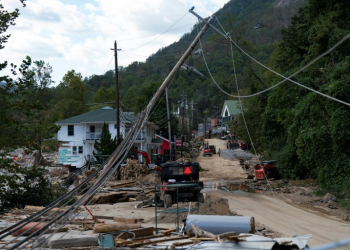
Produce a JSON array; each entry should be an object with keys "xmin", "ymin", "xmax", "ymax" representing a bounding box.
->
[{"xmin": 1, "ymin": 0, "xmax": 230, "ymax": 86}]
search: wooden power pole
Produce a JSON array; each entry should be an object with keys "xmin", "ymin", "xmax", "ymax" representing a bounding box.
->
[
  {"xmin": 113, "ymin": 41, "xmax": 121, "ymax": 144},
  {"xmin": 166, "ymin": 87, "xmax": 172, "ymax": 158}
]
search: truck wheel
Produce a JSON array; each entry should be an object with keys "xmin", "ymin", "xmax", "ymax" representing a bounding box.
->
[
  {"xmin": 198, "ymin": 193, "xmax": 204, "ymax": 203},
  {"xmin": 164, "ymin": 194, "xmax": 172, "ymax": 209},
  {"xmin": 209, "ymin": 154, "xmax": 212, "ymax": 157},
  {"xmin": 203, "ymin": 154, "xmax": 206, "ymax": 157},
  {"xmin": 154, "ymin": 193, "xmax": 164, "ymax": 207}
]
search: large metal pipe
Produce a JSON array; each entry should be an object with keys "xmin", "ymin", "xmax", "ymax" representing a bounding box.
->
[{"xmin": 186, "ymin": 215, "xmax": 255, "ymax": 235}]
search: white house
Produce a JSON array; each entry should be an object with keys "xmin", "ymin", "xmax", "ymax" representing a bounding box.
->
[
  {"xmin": 56, "ymin": 106, "xmax": 158, "ymax": 169},
  {"xmin": 221, "ymin": 100, "xmax": 241, "ymax": 129}
]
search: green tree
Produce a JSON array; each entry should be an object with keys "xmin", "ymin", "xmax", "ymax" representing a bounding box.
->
[
  {"xmin": 53, "ymin": 70, "xmax": 85, "ymax": 120},
  {"xmin": 0, "ymin": 1, "xmax": 66, "ymax": 212},
  {"xmin": 93, "ymin": 122, "xmax": 117, "ymax": 161},
  {"xmin": 24, "ymin": 60, "xmax": 59, "ymax": 165},
  {"xmin": 261, "ymin": 0, "xmax": 350, "ymax": 197}
]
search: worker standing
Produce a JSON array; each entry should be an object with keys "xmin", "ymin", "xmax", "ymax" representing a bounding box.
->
[{"xmin": 218, "ymin": 148, "xmax": 221, "ymax": 157}]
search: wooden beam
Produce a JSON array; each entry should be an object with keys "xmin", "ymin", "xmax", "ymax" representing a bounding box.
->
[
  {"xmin": 126, "ymin": 236, "xmax": 188, "ymax": 248},
  {"xmin": 93, "ymin": 223, "xmax": 140, "ymax": 233},
  {"xmin": 116, "ymin": 227, "xmax": 154, "ymax": 240}
]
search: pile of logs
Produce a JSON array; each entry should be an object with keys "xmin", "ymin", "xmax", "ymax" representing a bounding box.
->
[{"xmin": 121, "ymin": 159, "xmax": 148, "ymax": 180}]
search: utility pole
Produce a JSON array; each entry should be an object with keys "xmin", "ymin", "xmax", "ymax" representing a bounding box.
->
[
  {"xmin": 112, "ymin": 41, "xmax": 121, "ymax": 144},
  {"xmin": 189, "ymin": 99, "xmax": 197, "ymax": 132},
  {"xmin": 186, "ymin": 98, "xmax": 189, "ymax": 141},
  {"xmin": 180, "ymin": 91, "xmax": 186, "ymax": 158},
  {"xmin": 166, "ymin": 87, "xmax": 172, "ymax": 159}
]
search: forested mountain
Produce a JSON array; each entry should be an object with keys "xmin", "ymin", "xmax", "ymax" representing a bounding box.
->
[
  {"xmin": 83, "ymin": 0, "xmax": 307, "ymax": 129},
  {"xmin": 83, "ymin": 0, "xmax": 350, "ymax": 199}
]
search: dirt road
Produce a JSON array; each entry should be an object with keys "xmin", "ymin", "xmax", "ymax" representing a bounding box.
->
[
  {"xmin": 199, "ymin": 139, "xmax": 350, "ymax": 247},
  {"xmin": 206, "ymin": 190, "xmax": 350, "ymax": 247},
  {"xmin": 198, "ymin": 139, "xmax": 246, "ymax": 181}
]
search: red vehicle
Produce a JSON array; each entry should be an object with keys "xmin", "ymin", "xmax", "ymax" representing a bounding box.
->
[
  {"xmin": 203, "ymin": 148, "xmax": 212, "ymax": 157},
  {"xmin": 254, "ymin": 160, "xmax": 280, "ymax": 180},
  {"xmin": 239, "ymin": 142, "xmax": 252, "ymax": 150},
  {"xmin": 133, "ymin": 148, "xmax": 164, "ymax": 171}
]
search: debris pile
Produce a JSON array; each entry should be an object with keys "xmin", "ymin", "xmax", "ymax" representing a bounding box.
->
[{"xmin": 121, "ymin": 159, "xmax": 148, "ymax": 180}]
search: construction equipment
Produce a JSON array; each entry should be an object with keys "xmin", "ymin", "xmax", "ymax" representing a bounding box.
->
[
  {"xmin": 157, "ymin": 162, "xmax": 204, "ymax": 209},
  {"xmin": 209, "ymin": 145, "xmax": 216, "ymax": 154},
  {"xmin": 133, "ymin": 148, "xmax": 151, "ymax": 165},
  {"xmin": 226, "ymin": 135, "xmax": 238, "ymax": 149},
  {"xmin": 133, "ymin": 148, "xmax": 165, "ymax": 171},
  {"xmin": 254, "ymin": 160, "xmax": 281, "ymax": 180},
  {"xmin": 202, "ymin": 148, "xmax": 212, "ymax": 157}
]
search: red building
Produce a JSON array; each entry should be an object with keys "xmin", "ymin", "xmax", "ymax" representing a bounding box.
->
[{"xmin": 155, "ymin": 134, "xmax": 170, "ymax": 154}]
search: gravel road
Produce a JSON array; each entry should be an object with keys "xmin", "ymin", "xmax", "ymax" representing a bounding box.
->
[
  {"xmin": 200, "ymin": 139, "xmax": 350, "ymax": 247},
  {"xmin": 206, "ymin": 189, "xmax": 350, "ymax": 247}
]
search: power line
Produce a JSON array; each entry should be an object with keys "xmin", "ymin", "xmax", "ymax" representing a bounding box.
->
[
  {"xmin": 117, "ymin": 22, "xmax": 195, "ymax": 41},
  {"xmin": 123, "ymin": 12, "xmax": 189, "ymax": 51},
  {"xmin": 194, "ymin": 12, "xmax": 350, "ymax": 107},
  {"xmin": 211, "ymin": 16, "xmax": 350, "ymax": 106}
]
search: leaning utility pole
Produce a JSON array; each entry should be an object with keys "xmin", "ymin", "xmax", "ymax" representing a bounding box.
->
[
  {"xmin": 113, "ymin": 41, "xmax": 121, "ymax": 144},
  {"xmin": 166, "ymin": 87, "xmax": 172, "ymax": 158}
]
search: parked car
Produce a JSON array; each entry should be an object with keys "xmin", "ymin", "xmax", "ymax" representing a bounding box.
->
[
  {"xmin": 220, "ymin": 135, "xmax": 228, "ymax": 140},
  {"xmin": 209, "ymin": 145, "xmax": 216, "ymax": 154}
]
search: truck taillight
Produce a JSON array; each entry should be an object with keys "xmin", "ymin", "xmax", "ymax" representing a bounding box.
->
[{"xmin": 184, "ymin": 166, "xmax": 192, "ymax": 175}]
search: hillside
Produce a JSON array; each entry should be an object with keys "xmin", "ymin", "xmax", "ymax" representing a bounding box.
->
[{"xmin": 84, "ymin": 0, "xmax": 307, "ymax": 126}]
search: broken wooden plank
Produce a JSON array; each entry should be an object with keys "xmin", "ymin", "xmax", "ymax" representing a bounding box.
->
[
  {"xmin": 113, "ymin": 217, "xmax": 138, "ymax": 224},
  {"xmin": 89, "ymin": 192, "xmax": 138, "ymax": 205},
  {"xmin": 126, "ymin": 236, "xmax": 188, "ymax": 247},
  {"xmin": 171, "ymin": 240, "xmax": 195, "ymax": 247},
  {"xmin": 24, "ymin": 206, "xmax": 67, "ymax": 215},
  {"xmin": 161, "ymin": 228, "xmax": 176, "ymax": 235},
  {"xmin": 110, "ymin": 181, "xmax": 136, "ymax": 188},
  {"xmin": 93, "ymin": 223, "xmax": 140, "ymax": 233},
  {"xmin": 93, "ymin": 215, "xmax": 114, "ymax": 220}
]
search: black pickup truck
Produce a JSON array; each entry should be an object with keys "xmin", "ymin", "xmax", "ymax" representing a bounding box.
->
[{"xmin": 157, "ymin": 162, "xmax": 204, "ymax": 209}]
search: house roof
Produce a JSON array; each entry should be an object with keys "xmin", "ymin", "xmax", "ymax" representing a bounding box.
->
[
  {"xmin": 221, "ymin": 100, "xmax": 241, "ymax": 117},
  {"xmin": 155, "ymin": 134, "xmax": 170, "ymax": 142},
  {"xmin": 56, "ymin": 106, "xmax": 137, "ymax": 124}
]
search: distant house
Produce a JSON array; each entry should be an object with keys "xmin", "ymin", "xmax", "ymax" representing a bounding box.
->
[
  {"xmin": 56, "ymin": 106, "xmax": 158, "ymax": 169},
  {"xmin": 193, "ymin": 48, "xmax": 202, "ymax": 55},
  {"xmin": 155, "ymin": 134, "xmax": 170, "ymax": 155},
  {"xmin": 221, "ymin": 100, "xmax": 241, "ymax": 128}
]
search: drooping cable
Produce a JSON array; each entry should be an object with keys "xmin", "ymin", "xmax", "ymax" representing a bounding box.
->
[
  {"xmin": 118, "ymin": 22, "xmax": 195, "ymax": 42},
  {"xmin": 123, "ymin": 12, "xmax": 189, "ymax": 51},
  {"xmin": 211, "ymin": 16, "xmax": 350, "ymax": 106},
  {"xmin": 226, "ymin": 32, "xmax": 301, "ymax": 239}
]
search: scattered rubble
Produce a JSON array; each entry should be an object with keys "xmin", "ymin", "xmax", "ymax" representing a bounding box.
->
[{"xmin": 121, "ymin": 159, "xmax": 148, "ymax": 180}]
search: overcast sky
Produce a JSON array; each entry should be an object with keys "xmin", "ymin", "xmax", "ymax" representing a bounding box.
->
[{"xmin": 1, "ymin": 0, "xmax": 229, "ymax": 86}]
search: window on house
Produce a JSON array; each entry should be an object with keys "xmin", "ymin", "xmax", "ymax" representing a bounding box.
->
[
  {"xmin": 225, "ymin": 110, "xmax": 229, "ymax": 117},
  {"xmin": 114, "ymin": 124, "xmax": 117, "ymax": 129},
  {"xmin": 72, "ymin": 146, "xmax": 77, "ymax": 154},
  {"xmin": 68, "ymin": 125, "xmax": 74, "ymax": 136},
  {"xmin": 78, "ymin": 146, "xmax": 83, "ymax": 154},
  {"xmin": 90, "ymin": 125, "xmax": 95, "ymax": 133}
]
